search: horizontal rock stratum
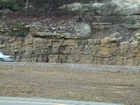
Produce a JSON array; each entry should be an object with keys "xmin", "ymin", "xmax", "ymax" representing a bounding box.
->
[{"xmin": 0, "ymin": 33, "xmax": 140, "ymax": 66}]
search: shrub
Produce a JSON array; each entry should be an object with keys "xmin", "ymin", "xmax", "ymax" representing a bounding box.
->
[{"xmin": 10, "ymin": 21, "xmax": 27, "ymax": 37}]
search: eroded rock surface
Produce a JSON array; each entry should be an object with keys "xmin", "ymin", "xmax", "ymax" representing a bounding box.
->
[{"xmin": 1, "ymin": 0, "xmax": 140, "ymax": 66}]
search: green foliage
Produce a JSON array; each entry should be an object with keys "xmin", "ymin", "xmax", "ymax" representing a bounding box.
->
[
  {"xmin": 82, "ymin": 0, "xmax": 91, "ymax": 3},
  {"xmin": 77, "ymin": 35, "xmax": 87, "ymax": 39},
  {"xmin": 0, "ymin": 0, "xmax": 25, "ymax": 11},
  {"xmin": 10, "ymin": 21, "xmax": 27, "ymax": 37}
]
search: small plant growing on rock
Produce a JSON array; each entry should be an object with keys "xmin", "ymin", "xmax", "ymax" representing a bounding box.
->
[{"xmin": 10, "ymin": 21, "xmax": 27, "ymax": 37}]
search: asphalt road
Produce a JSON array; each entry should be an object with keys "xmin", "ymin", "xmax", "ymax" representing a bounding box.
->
[{"xmin": 0, "ymin": 97, "xmax": 123, "ymax": 105}]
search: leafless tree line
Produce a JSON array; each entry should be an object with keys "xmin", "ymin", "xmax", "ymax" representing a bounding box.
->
[{"xmin": 1, "ymin": 0, "xmax": 95, "ymax": 16}]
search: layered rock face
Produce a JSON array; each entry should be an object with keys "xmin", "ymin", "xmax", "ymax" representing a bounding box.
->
[
  {"xmin": 1, "ymin": 0, "xmax": 140, "ymax": 66},
  {"xmin": 0, "ymin": 29, "xmax": 140, "ymax": 66}
]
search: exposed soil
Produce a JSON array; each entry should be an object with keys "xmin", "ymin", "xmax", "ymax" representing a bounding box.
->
[
  {"xmin": 0, "ymin": 10, "xmax": 78, "ymax": 25},
  {"xmin": 0, "ymin": 63, "xmax": 140, "ymax": 105}
]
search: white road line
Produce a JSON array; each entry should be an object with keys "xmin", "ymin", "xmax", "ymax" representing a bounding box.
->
[{"xmin": 0, "ymin": 100, "xmax": 67, "ymax": 105}]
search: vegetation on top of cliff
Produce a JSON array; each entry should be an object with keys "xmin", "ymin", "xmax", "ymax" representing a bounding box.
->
[
  {"xmin": 0, "ymin": 0, "xmax": 93, "ymax": 16},
  {"xmin": 10, "ymin": 21, "xmax": 28, "ymax": 37},
  {"xmin": 0, "ymin": 0, "xmax": 140, "ymax": 40}
]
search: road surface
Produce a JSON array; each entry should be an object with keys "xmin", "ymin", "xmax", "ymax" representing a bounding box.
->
[{"xmin": 0, "ymin": 97, "xmax": 123, "ymax": 105}]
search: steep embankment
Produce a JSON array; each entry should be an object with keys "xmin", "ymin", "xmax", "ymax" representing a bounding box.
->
[{"xmin": 0, "ymin": 0, "xmax": 140, "ymax": 66}]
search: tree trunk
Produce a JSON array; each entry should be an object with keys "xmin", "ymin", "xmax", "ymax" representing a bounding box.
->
[
  {"xmin": 2, "ymin": 1, "xmax": 5, "ymax": 16},
  {"xmin": 26, "ymin": 0, "xmax": 29, "ymax": 17},
  {"xmin": 77, "ymin": 0, "xmax": 83, "ymax": 22}
]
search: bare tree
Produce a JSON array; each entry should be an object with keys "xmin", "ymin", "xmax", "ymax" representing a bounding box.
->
[
  {"xmin": 2, "ymin": 0, "xmax": 6, "ymax": 16},
  {"xmin": 42, "ymin": 0, "xmax": 55, "ymax": 16},
  {"xmin": 25, "ymin": 0, "xmax": 29, "ymax": 17},
  {"xmin": 77, "ymin": 0, "xmax": 83, "ymax": 22}
]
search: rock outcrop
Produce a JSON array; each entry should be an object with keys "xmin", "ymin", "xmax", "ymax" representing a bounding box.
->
[
  {"xmin": 0, "ymin": 21, "xmax": 140, "ymax": 66},
  {"xmin": 30, "ymin": 21, "xmax": 91, "ymax": 38},
  {"xmin": 60, "ymin": 0, "xmax": 140, "ymax": 16},
  {"xmin": 1, "ymin": 0, "xmax": 140, "ymax": 66}
]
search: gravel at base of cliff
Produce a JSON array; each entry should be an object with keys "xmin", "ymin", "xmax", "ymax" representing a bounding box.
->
[{"xmin": 0, "ymin": 62, "xmax": 140, "ymax": 73}]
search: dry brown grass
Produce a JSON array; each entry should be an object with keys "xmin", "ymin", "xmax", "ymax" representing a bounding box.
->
[{"xmin": 0, "ymin": 65, "xmax": 140, "ymax": 105}]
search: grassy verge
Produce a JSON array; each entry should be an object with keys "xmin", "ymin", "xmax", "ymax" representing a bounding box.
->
[{"xmin": 0, "ymin": 65, "xmax": 140, "ymax": 105}]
